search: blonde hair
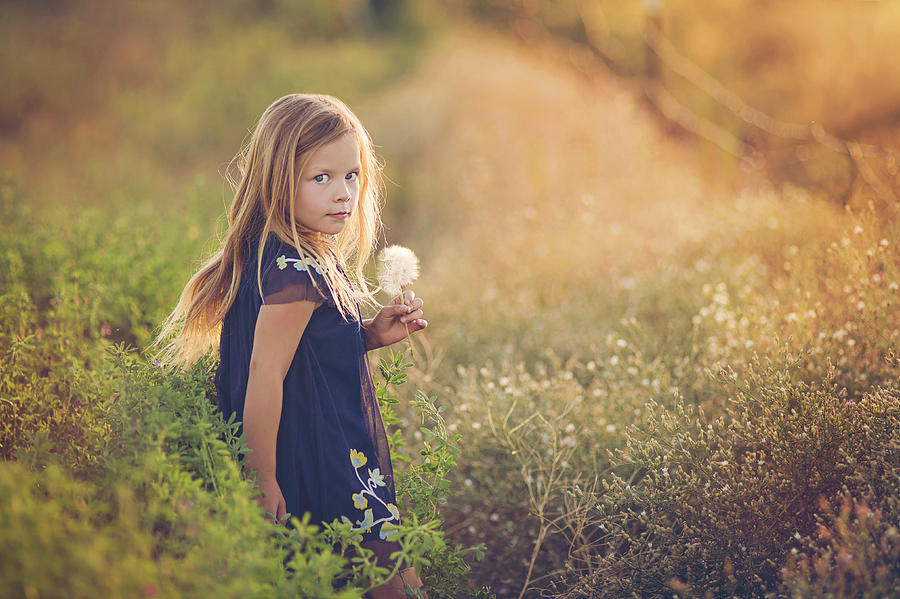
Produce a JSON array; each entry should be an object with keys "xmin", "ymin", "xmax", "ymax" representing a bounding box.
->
[{"xmin": 150, "ymin": 93, "xmax": 383, "ymax": 371}]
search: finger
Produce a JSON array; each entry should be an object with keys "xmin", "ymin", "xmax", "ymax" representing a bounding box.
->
[
  {"xmin": 402, "ymin": 289, "xmax": 416, "ymax": 304},
  {"xmin": 390, "ymin": 303, "xmax": 411, "ymax": 317},
  {"xmin": 393, "ymin": 297, "xmax": 422, "ymax": 316},
  {"xmin": 408, "ymin": 319, "xmax": 428, "ymax": 332},
  {"xmin": 400, "ymin": 308, "xmax": 424, "ymax": 323}
]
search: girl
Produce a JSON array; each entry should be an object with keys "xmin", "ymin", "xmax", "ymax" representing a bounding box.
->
[{"xmin": 152, "ymin": 93, "xmax": 428, "ymax": 598}]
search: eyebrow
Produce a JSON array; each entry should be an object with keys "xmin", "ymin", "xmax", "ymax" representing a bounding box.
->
[{"xmin": 308, "ymin": 163, "xmax": 362, "ymax": 173}]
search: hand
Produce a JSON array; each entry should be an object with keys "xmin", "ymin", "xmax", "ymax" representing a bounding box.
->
[
  {"xmin": 253, "ymin": 472, "xmax": 287, "ymax": 525},
  {"xmin": 365, "ymin": 289, "xmax": 427, "ymax": 351}
]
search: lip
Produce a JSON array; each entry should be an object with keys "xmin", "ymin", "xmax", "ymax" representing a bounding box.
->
[{"xmin": 327, "ymin": 211, "xmax": 351, "ymax": 220}]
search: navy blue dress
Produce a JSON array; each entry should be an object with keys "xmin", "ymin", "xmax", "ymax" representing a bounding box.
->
[{"xmin": 214, "ymin": 233, "xmax": 401, "ymax": 555}]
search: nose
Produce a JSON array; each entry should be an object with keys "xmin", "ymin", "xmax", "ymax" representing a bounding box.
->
[{"xmin": 336, "ymin": 180, "xmax": 352, "ymax": 202}]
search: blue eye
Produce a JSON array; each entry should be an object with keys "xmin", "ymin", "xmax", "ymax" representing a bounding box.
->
[
  {"xmin": 346, "ymin": 172, "xmax": 359, "ymax": 181},
  {"xmin": 313, "ymin": 174, "xmax": 329, "ymax": 183}
]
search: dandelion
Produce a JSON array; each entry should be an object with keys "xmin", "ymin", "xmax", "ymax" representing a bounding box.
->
[
  {"xmin": 377, "ymin": 245, "xmax": 420, "ymax": 296},
  {"xmin": 377, "ymin": 245, "xmax": 420, "ymax": 357}
]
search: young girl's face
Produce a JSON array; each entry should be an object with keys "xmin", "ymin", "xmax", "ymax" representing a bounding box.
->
[{"xmin": 294, "ymin": 132, "xmax": 361, "ymax": 235}]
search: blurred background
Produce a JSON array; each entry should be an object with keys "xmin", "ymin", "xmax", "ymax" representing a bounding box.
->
[{"xmin": 3, "ymin": 1, "xmax": 899, "ymax": 598}]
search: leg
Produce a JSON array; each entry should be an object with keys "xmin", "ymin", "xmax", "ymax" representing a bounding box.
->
[{"xmin": 366, "ymin": 567, "xmax": 427, "ymax": 599}]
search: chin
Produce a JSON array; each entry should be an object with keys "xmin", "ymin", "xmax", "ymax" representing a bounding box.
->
[{"xmin": 320, "ymin": 224, "xmax": 347, "ymax": 236}]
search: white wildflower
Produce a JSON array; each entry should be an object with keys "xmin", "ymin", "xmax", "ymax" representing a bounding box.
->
[{"xmin": 377, "ymin": 245, "xmax": 420, "ymax": 296}]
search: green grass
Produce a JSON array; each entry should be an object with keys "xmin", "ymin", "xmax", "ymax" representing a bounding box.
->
[{"xmin": 2, "ymin": 2, "xmax": 900, "ymax": 597}]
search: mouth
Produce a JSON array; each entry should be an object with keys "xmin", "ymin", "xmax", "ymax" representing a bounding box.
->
[{"xmin": 328, "ymin": 211, "xmax": 351, "ymax": 219}]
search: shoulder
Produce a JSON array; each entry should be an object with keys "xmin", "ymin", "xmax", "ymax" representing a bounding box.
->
[
  {"xmin": 259, "ymin": 236, "xmax": 333, "ymax": 305},
  {"xmin": 267, "ymin": 241, "xmax": 329, "ymax": 284}
]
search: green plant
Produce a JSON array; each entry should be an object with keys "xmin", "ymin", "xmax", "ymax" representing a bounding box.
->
[{"xmin": 375, "ymin": 349, "xmax": 492, "ymax": 598}]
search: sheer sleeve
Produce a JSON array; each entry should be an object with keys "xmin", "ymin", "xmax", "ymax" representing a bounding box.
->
[{"xmin": 261, "ymin": 248, "xmax": 331, "ymax": 306}]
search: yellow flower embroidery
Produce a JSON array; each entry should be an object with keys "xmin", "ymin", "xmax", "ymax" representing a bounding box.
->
[
  {"xmin": 379, "ymin": 521, "xmax": 399, "ymax": 541},
  {"xmin": 357, "ymin": 508, "xmax": 375, "ymax": 533},
  {"xmin": 274, "ymin": 252, "xmax": 326, "ymax": 274},
  {"xmin": 350, "ymin": 449, "xmax": 367, "ymax": 469},
  {"xmin": 352, "ymin": 492, "xmax": 368, "ymax": 509}
]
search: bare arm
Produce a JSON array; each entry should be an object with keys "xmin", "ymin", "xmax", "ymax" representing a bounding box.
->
[{"xmin": 243, "ymin": 298, "xmax": 318, "ymax": 522}]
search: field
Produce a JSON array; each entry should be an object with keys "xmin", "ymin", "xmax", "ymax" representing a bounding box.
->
[{"xmin": 2, "ymin": 2, "xmax": 899, "ymax": 598}]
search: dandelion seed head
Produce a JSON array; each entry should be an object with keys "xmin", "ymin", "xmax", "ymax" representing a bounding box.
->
[{"xmin": 376, "ymin": 245, "xmax": 420, "ymax": 296}]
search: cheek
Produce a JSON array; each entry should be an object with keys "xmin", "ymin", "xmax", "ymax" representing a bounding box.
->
[{"xmin": 295, "ymin": 183, "xmax": 319, "ymax": 208}]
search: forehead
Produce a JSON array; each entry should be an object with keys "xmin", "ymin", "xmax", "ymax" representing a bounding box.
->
[{"xmin": 307, "ymin": 132, "xmax": 360, "ymax": 169}]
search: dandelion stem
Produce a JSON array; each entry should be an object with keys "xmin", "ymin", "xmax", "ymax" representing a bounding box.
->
[{"xmin": 398, "ymin": 291, "xmax": 415, "ymax": 359}]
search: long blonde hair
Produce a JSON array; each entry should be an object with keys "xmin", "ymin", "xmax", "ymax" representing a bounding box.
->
[{"xmin": 150, "ymin": 93, "xmax": 383, "ymax": 371}]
